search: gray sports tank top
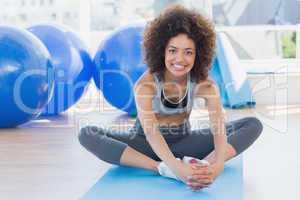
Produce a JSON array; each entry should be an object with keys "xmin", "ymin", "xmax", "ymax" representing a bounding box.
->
[{"xmin": 152, "ymin": 72, "xmax": 196, "ymax": 115}]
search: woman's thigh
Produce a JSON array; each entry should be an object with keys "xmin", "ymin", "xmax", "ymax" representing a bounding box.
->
[
  {"xmin": 170, "ymin": 117, "xmax": 262, "ymax": 159},
  {"xmin": 106, "ymin": 128, "xmax": 161, "ymax": 161}
]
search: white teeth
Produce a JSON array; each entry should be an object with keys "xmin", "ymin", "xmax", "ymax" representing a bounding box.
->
[{"xmin": 173, "ymin": 64, "xmax": 184, "ymax": 70}]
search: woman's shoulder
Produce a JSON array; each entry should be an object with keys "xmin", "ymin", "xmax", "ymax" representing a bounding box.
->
[
  {"xmin": 197, "ymin": 78, "xmax": 215, "ymax": 86},
  {"xmin": 134, "ymin": 70, "xmax": 156, "ymax": 94},
  {"xmin": 194, "ymin": 78, "xmax": 219, "ymax": 96},
  {"xmin": 135, "ymin": 70, "xmax": 155, "ymax": 86}
]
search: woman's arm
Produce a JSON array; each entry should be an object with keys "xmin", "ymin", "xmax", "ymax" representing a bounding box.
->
[
  {"xmin": 134, "ymin": 75, "xmax": 178, "ymax": 167},
  {"xmin": 196, "ymin": 80, "xmax": 227, "ymax": 168}
]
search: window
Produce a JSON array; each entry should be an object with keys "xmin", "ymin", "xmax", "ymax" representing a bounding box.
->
[
  {"xmin": 31, "ymin": 0, "xmax": 36, "ymax": 6},
  {"xmin": 51, "ymin": 13, "xmax": 57, "ymax": 20},
  {"xmin": 64, "ymin": 12, "xmax": 71, "ymax": 19},
  {"xmin": 19, "ymin": 14, "xmax": 27, "ymax": 21},
  {"xmin": 213, "ymin": 0, "xmax": 300, "ymax": 26}
]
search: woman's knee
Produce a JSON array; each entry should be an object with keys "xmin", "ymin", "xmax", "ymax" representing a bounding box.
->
[
  {"xmin": 78, "ymin": 126, "xmax": 103, "ymax": 147},
  {"xmin": 245, "ymin": 117, "xmax": 263, "ymax": 138},
  {"xmin": 227, "ymin": 117, "xmax": 263, "ymax": 156}
]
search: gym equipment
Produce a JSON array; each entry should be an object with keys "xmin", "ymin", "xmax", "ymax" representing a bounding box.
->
[
  {"xmin": 210, "ymin": 33, "xmax": 255, "ymax": 108},
  {"xmin": 93, "ymin": 24, "xmax": 147, "ymax": 116},
  {"xmin": 28, "ymin": 24, "xmax": 93, "ymax": 115},
  {"xmin": 0, "ymin": 26, "xmax": 54, "ymax": 128},
  {"xmin": 82, "ymin": 156, "xmax": 243, "ymax": 200}
]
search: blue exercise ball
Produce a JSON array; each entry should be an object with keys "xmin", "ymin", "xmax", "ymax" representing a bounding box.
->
[
  {"xmin": 93, "ymin": 24, "xmax": 147, "ymax": 115},
  {"xmin": 0, "ymin": 26, "xmax": 54, "ymax": 128},
  {"xmin": 28, "ymin": 24, "xmax": 93, "ymax": 115}
]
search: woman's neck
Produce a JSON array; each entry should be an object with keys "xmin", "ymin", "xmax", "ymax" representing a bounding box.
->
[{"xmin": 163, "ymin": 70, "xmax": 188, "ymax": 86}]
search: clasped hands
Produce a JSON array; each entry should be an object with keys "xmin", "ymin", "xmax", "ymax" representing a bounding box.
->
[{"xmin": 172, "ymin": 159, "xmax": 224, "ymax": 191}]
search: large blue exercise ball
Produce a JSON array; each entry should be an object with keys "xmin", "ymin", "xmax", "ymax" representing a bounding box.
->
[
  {"xmin": 0, "ymin": 26, "xmax": 54, "ymax": 128},
  {"xmin": 28, "ymin": 24, "xmax": 93, "ymax": 115},
  {"xmin": 93, "ymin": 24, "xmax": 147, "ymax": 115}
]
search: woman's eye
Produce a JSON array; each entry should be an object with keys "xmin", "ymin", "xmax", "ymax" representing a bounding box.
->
[
  {"xmin": 169, "ymin": 49, "xmax": 176, "ymax": 54},
  {"xmin": 186, "ymin": 51, "xmax": 193, "ymax": 55}
]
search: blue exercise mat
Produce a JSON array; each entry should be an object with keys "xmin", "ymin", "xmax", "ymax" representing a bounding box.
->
[
  {"xmin": 210, "ymin": 33, "xmax": 255, "ymax": 108},
  {"xmin": 81, "ymin": 156, "xmax": 243, "ymax": 200}
]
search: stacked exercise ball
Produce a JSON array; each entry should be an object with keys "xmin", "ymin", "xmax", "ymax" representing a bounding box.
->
[
  {"xmin": 0, "ymin": 24, "xmax": 93, "ymax": 128},
  {"xmin": 1, "ymin": 22, "xmax": 148, "ymax": 127},
  {"xmin": 28, "ymin": 24, "xmax": 93, "ymax": 115},
  {"xmin": 0, "ymin": 26, "xmax": 54, "ymax": 128},
  {"xmin": 93, "ymin": 24, "xmax": 147, "ymax": 115}
]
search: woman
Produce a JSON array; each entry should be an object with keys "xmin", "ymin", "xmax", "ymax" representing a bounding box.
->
[{"xmin": 79, "ymin": 5, "xmax": 263, "ymax": 191}]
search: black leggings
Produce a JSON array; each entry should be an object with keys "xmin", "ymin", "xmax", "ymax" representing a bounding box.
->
[{"xmin": 78, "ymin": 117, "xmax": 263, "ymax": 165}]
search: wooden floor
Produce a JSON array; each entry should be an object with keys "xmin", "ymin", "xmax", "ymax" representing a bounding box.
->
[
  {"xmin": 0, "ymin": 116, "xmax": 107, "ymax": 200},
  {"xmin": 0, "ymin": 104, "xmax": 300, "ymax": 200}
]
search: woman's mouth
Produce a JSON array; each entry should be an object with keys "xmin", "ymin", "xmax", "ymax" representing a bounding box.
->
[{"xmin": 172, "ymin": 64, "xmax": 185, "ymax": 71}]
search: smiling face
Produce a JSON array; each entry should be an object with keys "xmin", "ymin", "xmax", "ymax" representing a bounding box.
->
[{"xmin": 164, "ymin": 33, "xmax": 196, "ymax": 80}]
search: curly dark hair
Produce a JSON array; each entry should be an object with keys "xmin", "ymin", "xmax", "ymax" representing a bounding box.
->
[{"xmin": 142, "ymin": 5, "xmax": 216, "ymax": 83}]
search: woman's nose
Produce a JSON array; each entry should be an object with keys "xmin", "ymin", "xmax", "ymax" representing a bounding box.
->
[{"xmin": 175, "ymin": 52, "xmax": 185, "ymax": 63}]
